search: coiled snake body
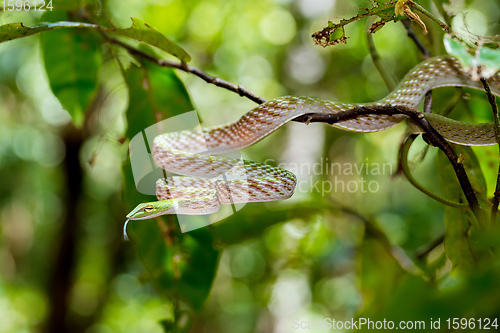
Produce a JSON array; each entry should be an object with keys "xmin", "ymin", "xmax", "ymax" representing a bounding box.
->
[{"xmin": 126, "ymin": 55, "xmax": 500, "ymax": 221}]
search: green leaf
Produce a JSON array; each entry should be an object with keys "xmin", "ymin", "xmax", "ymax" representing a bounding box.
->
[
  {"xmin": 113, "ymin": 17, "xmax": 190, "ymax": 63},
  {"xmin": 0, "ymin": 21, "xmax": 97, "ymax": 43},
  {"xmin": 476, "ymin": 46, "xmax": 500, "ymax": 78},
  {"xmin": 444, "ymin": 35, "xmax": 500, "ymax": 79},
  {"xmin": 124, "ymin": 66, "xmax": 156, "ymax": 139},
  {"xmin": 0, "ymin": 22, "xmax": 56, "ymax": 42},
  {"xmin": 444, "ymin": 36, "xmax": 476, "ymax": 67},
  {"xmin": 40, "ymin": 11, "xmax": 101, "ymax": 125},
  {"xmin": 0, "ymin": 18, "xmax": 190, "ymax": 63},
  {"xmin": 127, "ymin": 218, "xmax": 220, "ymax": 312},
  {"xmin": 125, "ymin": 60, "xmax": 194, "ymax": 139},
  {"xmin": 437, "ymin": 146, "xmax": 491, "ymax": 270}
]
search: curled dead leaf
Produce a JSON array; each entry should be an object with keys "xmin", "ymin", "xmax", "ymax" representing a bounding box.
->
[{"xmin": 395, "ymin": 0, "xmax": 427, "ymax": 34}]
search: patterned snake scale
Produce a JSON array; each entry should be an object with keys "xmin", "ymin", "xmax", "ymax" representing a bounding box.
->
[{"xmin": 127, "ymin": 55, "xmax": 500, "ymax": 219}]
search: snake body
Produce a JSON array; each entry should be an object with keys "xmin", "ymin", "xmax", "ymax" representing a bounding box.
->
[{"xmin": 126, "ymin": 55, "xmax": 500, "ymax": 222}]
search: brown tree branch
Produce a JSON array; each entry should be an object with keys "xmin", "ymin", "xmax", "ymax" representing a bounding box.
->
[
  {"xmin": 416, "ymin": 234, "xmax": 444, "ymax": 261},
  {"xmin": 108, "ymin": 37, "xmax": 267, "ymax": 105},
  {"xmin": 44, "ymin": 126, "xmax": 83, "ymax": 333},
  {"xmin": 480, "ymin": 78, "xmax": 500, "ymax": 223},
  {"xmin": 401, "ymin": 18, "xmax": 430, "ymax": 59},
  {"xmin": 295, "ymin": 105, "xmax": 486, "ymax": 224}
]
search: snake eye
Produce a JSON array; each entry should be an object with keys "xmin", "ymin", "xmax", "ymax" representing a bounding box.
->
[{"xmin": 143, "ymin": 206, "xmax": 154, "ymax": 213}]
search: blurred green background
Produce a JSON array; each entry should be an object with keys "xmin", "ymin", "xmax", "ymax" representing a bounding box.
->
[{"xmin": 1, "ymin": 0, "xmax": 500, "ymax": 332}]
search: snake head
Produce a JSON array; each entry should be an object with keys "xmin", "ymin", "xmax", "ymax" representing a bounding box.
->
[{"xmin": 126, "ymin": 200, "xmax": 176, "ymax": 220}]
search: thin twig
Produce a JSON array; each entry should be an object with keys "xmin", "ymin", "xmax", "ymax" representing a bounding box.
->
[
  {"xmin": 366, "ymin": 29, "xmax": 396, "ymax": 91},
  {"xmin": 416, "ymin": 234, "xmax": 445, "ymax": 261},
  {"xmin": 431, "ymin": 0, "xmax": 453, "ymax": 28},
  {"xmin": 108, "ymin": 37, "xmax": 267, "ymax": 105},
  {"xmin": 480, "ymin": 78, "xmax": 500, "ymax": 223},
  {"xmin": 397, "ymin": 87, "xmax": 467, "ymax": 208},
  {"xmin": 402, "ymin": 17, "xmax": 433, "ymax": 138},
  {"xmin": 401, "ymin": 19, "xmax": 430, "ymax": 59},
  {"xmin": 409, "ymin": 1, "xmax": 451, "ymax": 33},
  {"xmin": 399, "ymin": 134, "xmax": 469, "ymax": 208},
  {"xmin": 442, "ymin": 88, "xmax": 463, "ymax": 117},
  {"xmin": 423, "ymin": 91, "xmax": 432, "ymax": 113},
  {"xmin": 296, "ymin": 105, "xmax": 486, "ymax": 224}
]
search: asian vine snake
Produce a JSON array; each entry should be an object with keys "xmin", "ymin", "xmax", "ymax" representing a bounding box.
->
[{"xmin": 125, "ymin": 55, "xmax": 500, "ymax": 233}]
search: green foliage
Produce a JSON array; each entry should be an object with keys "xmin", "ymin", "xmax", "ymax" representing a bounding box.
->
[
  {"xmin": 123, "ymin": 65, "xmax": 158, "ymax": 139},
  {"xmin": 128, "ymin": 218, "xmax": 220, "ymax": 313},
  {"xmin": 124, "ymin": 60, "xmax": 193, "ymax": 138},
  {"xmin": 0, "ymin": 17, "xmax": 190, "ymax": 62},
  {"xmin": 357, "ymin": 266, "xmax": 500, "ymax": 332},
  {"xmin": 207, "ymin": 201, "xmax": 327, "ymax": 246},
  {"xmin": 1, "ymin": 0, "xmax": 500, "ymax": 332},
  {"xmin": 115, "ymin": 18, "xmax": 191, "ymax": 63},
  {"xmin": 0, "ymin": 22, "xmax": 59, "ymax": 42},
  {"xmin": 40, "ymin": 11, "xmax": 101, "ymax": 125},
  {"xmin": 445, "ymin": 35, "xmax": 500, "ymax": 79}
]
